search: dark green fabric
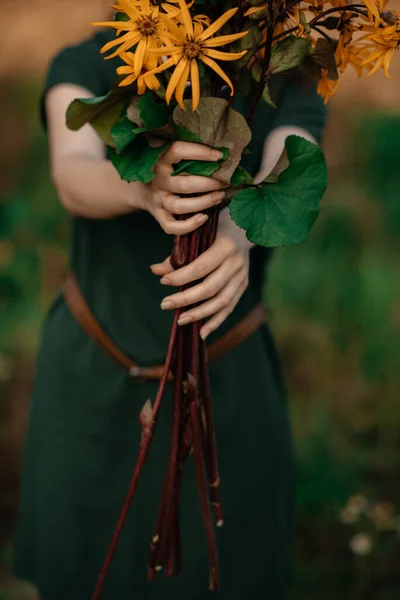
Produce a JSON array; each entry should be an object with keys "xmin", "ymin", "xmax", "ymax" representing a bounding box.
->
[{"xmin": 14, "ymin": 31, "xmax": 327, "ymax": 600}]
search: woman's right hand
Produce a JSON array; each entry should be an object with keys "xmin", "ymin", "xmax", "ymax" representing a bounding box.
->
[{"xmin": 142, "ymin": 141, "xmax": 227, "ymax": 235}]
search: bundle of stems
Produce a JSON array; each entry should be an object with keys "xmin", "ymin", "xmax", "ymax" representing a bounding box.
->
[{"xmin": 92, "ymin": 208, "xmax": 223, "ymax": 599}]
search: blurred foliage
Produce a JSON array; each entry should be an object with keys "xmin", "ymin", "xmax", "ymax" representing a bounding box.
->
[
  {"xmin": 0, "ymin": 81, "xmax": 68, "ymax": 357},
  {"xmin": 267, "ymin": 111, "xmax": 400, "ymax": 599},
  {"xmin": 1, "ymin": 82, "xmax": 400, "ymax": 598}
]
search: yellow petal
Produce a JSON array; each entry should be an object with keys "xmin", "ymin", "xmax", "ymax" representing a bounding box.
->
[
  {"xmin": 145, "ymin": 55, "xmax": 179, "ymax": 78},
  {"xmin": 178, "ymin": 0, "xmax": 193, "ymax": 37},
  {"xmin": 119, "ymin": 73, "xmax": 138, "ymax": 87},
  {"xmin": 203, "ymin": 48, "xmax": 247, "ymax": 61},
  {"xmin": 366, "ymin": 53, "xmax": 385, "ymax": 76},
  {"xmin": 134, "ymin": 38, "xmax": 147, "ymax": 75},
  {"xmin": 100, "ymin": 32, "xmax": 141, "ymax": 56},
  {"xmin": 244, "ymin": 4, "xmax": 268, "ymax": 16},
  {"xmin": 363, "ymin": 0, "xmax": 380, "ymax": 20},
  {"xmin": 148, "ymin": 46, "xmax": 182, "ymax": 55},
  {"xmin": 203, "ymin": 31, "xmax": 248, "ymax": 48},
  {"xmin": 190, "ymin": 59, "xmax": 200, "ymax": 111},
  {"xmin": 166, "ymin": 59, "xmax": 189, "ymax": 105},
  {"xmin": 201, "ymin": 55, "xmax": 234, "ymax": 95},
  {"xmin": 137, "ymin": 77, "xmax": 146, "ymax": 95},
  {"xmin": 175, "ymin": 60, "xmax": 191, "ymax": 109},
  {"xmin": 161, "ymin": 15, "xmax": 186, "ymax": 42},
  {"xmin": 383, "ymin": 47, "xmax": 395, "ymax": 77},
  {"xmin": 117, "ymin": 65, "xmax": 135, "ymax": 74},
  {"xmin": 199, "ymin": 7, "xmax": 238, "ymax": 42}
]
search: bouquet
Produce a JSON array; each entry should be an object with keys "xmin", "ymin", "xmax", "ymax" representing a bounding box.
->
[{"xmin": 66, "ymin": 0, "xmax": 399, "ymax": 596}]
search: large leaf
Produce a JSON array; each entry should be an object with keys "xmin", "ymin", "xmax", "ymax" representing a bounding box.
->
[
  {"xmin": 229, "ymin": 136, "xmax": 327, "ymax": 247},
  {"xmin": 107, "ymin": 138, "xmax": 168, "ymax": 183},
  {"xmin": 66, "ymin": 85, "xmax": 132, "ymax": 146},
  {"xmin": 269, "ymin": 36, "xmax": 312, "ymax": 75},
  {"xmin": 172, "ymin": 98, "xmax": 252, "ymax": 184}
]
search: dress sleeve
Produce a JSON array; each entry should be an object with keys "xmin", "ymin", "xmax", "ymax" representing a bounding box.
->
[
  {"xmin": 40, "ymin": 36, "xmax": 106, "ymax": 128},
  {"xmin": 271, "ymin": 72, "xmax": 328, "ymax": 143}
]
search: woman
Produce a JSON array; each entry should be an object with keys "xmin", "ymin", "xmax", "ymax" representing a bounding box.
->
[{"xmin": 14, "ymin": 9, "xmax": 327, "ymax": 600}]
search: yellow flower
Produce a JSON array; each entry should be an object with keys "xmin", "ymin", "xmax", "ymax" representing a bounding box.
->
[
  {"xmin": 92, "ymin": 0, "xmax": 172, "ymax": 68},
  {"xmin": 317, "ymin": 69, "xmax": 340, "ymax": 103},
  {"xmin": 117, "ymin": 51, "xmax": 161, "ymax": 93},
  {"xmin": 358, "ymin": 21, "xmax": 400, "ymax": 76},
  {"xmin": 145, "ymin": 0, "xmax": 249, "ymax": 110}
]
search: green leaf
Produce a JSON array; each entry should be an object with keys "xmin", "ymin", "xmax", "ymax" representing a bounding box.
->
[
  {"xmin": 66, "ymin": 86, "xmax": 132, "ymax": 146},
  {"xmin": 173, "ymin": 124, "xmax": 203, "ymax": 143},
  {"xmin": 232, "ymin": 24, "xmax": 262, "ymax": 69},
  {"xmin": 230, "ymin": 166, "xmax": 253, "ymax": 187},
  {"xmin": 173, "ymin": 161, "xmax": 220, "ymax": 178},
  {"xmin": 269, "ymin": 36, "xmax": 312, "ymax": 75},
  {"xmin": 137, "ymin": 92, "xmax": 174, "ymax": 129},
  {"xmin": 110, "ymin": 117, "xmax": 147, "ymax": 153},
  {"xmin": 114, "ymin": 11, "xmax": 129, "ymax": 21},
  {"xmin": 173, "ymin": 97, "xmax": 252, "ymax": 184},
  {"xmin": 172, "ymin": 147, "xmax": 229, "ymax": 177},
  {"xmin": 107, "ymin": 138, "xmax": 169, "ymax": 183},
  {"xmin": 229, "ymin": 136, "xmax": 327, "ymax": 247}
]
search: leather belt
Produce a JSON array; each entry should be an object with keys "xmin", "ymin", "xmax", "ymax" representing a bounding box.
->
[{"xmin": 62, "ymin": 272, "xmax": 267, "ymax": 381}]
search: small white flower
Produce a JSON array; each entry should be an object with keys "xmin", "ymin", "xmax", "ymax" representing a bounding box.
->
[{"xmin": 349, "ymin": 533, "xmax": 373, "ymax": 556}]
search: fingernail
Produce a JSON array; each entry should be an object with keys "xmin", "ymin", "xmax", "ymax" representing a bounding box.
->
[
  {"xmin": 197, "ymin": 214, "xmax": 208, "ymax": 223},
  {"xmin": 178, "ymin": 315, "xmax": 192, "ymax": 326},
  {"xmin": 212, "ymin": 150, "xmax": 223, "ymax": 160},
  {"xmin": 161, "ymin": 299, "xmax": 174, "ymax": 310},
  {"xmin": 200, "ymin": 329, "xmax": 209, "ymax": 340},
  {"xmin": 213, "ymin": 191, "xmax": 225, "ymax": 204},
  {"xmin": 160, "ymin": 277, "xmax": 171, "ymax": 285}
]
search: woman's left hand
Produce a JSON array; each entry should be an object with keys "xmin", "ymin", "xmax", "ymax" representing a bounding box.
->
[{"xmin": 150, "ymin": 220, "xmax": 251, "ymax": 340}]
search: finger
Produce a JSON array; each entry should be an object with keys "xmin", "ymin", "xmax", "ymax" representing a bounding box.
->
[
  {"xmin": 162, "ymin": 190, "xmax": 225, "ymax": 215},
  {"xmin": 160, "ymin": 256, "xmax": 242, "ymax": 311},
  {"xmin": 200, "ymin": 279, "xmax": 248, "ymax": 340},
  {"xmin": 167, "ymin": 174, "xmax": 227, "ymax": 195},
  {"xmin": 150, "ymin": 256, "xmax": 173, "ymax": 276},
  {"xmin": 177, "ymin": 272, "xmax": 247, "ymax": 325},
  {"xmin": 160, "ymin": 236, "xmax": 237, "ymax": 288},
  {"xmin": 163, "ymin": 141, "xmax": 223, "ymax": 166},
  {"xmin": 159, "ymin": 210, "xmax": 208, "ymax": 236}
]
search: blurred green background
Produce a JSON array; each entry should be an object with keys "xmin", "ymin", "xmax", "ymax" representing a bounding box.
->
[{"xmin": 1, "ymin": 5, "xmax": 400, "ymax": 598}]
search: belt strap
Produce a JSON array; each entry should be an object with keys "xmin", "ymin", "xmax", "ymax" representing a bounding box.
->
[{"xmin": 62, "ymin": 272, "xmax": 266, "ymax": 381}]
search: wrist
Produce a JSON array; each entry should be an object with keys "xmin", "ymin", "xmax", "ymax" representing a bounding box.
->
[{"xmin": 126, "ymin": 180, "xmax": 150, "ymax": 213}]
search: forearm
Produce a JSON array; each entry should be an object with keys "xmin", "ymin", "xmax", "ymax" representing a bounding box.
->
[{"xmin": 52, "ymin": 154, "xmax": 148, "ymax": 219}]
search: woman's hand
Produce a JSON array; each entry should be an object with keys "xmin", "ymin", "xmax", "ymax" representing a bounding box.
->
[
  {"xmin": 151, "ymin": 209, "xmax": 252, "ymax": 339},
  {"xmin": 143, "ymin": 141, "xmax": 227, "ymax": 235}
]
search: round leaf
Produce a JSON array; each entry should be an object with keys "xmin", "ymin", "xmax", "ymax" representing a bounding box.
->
[{"xmin": 229, "ymin": 136, "xmax": 327, "ymax": 247}]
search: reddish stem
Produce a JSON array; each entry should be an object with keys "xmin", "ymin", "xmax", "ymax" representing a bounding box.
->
[
  {"xmin": 190, "ymin": 400, "xmax": 220, "ymax": 592},
  {"xmin": 91, "ymin": 309, "xmax": 180, "ymax": 600},
  {"xmin": 200, "ymin": 338, "xmax": 224, "ymax": 527}
]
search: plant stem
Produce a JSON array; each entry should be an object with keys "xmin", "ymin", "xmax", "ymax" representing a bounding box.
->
[
  {"xmin": 247, "ymin": 11, "xmax": 274, "ymax": 123},
  {"xmin": 91, "ymin": 310, "xmax": 180, "ymax": 600},
  {"xmin": 190, "ymin": 400, "xmax": 220, "ymax": 592}
]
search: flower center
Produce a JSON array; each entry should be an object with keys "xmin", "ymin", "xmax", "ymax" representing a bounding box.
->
[
  {"xmin": 183, "ymin": 40, "xmax": 203, "ymax": 60},
  {"xmin": 137, "ymin": 16, "xmax": 158, "ymax": 36}
]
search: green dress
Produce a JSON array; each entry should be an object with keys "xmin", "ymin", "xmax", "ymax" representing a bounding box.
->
[{"xmin": 14, "ymin": 31, "xmax": 327, "ymax": 600}]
